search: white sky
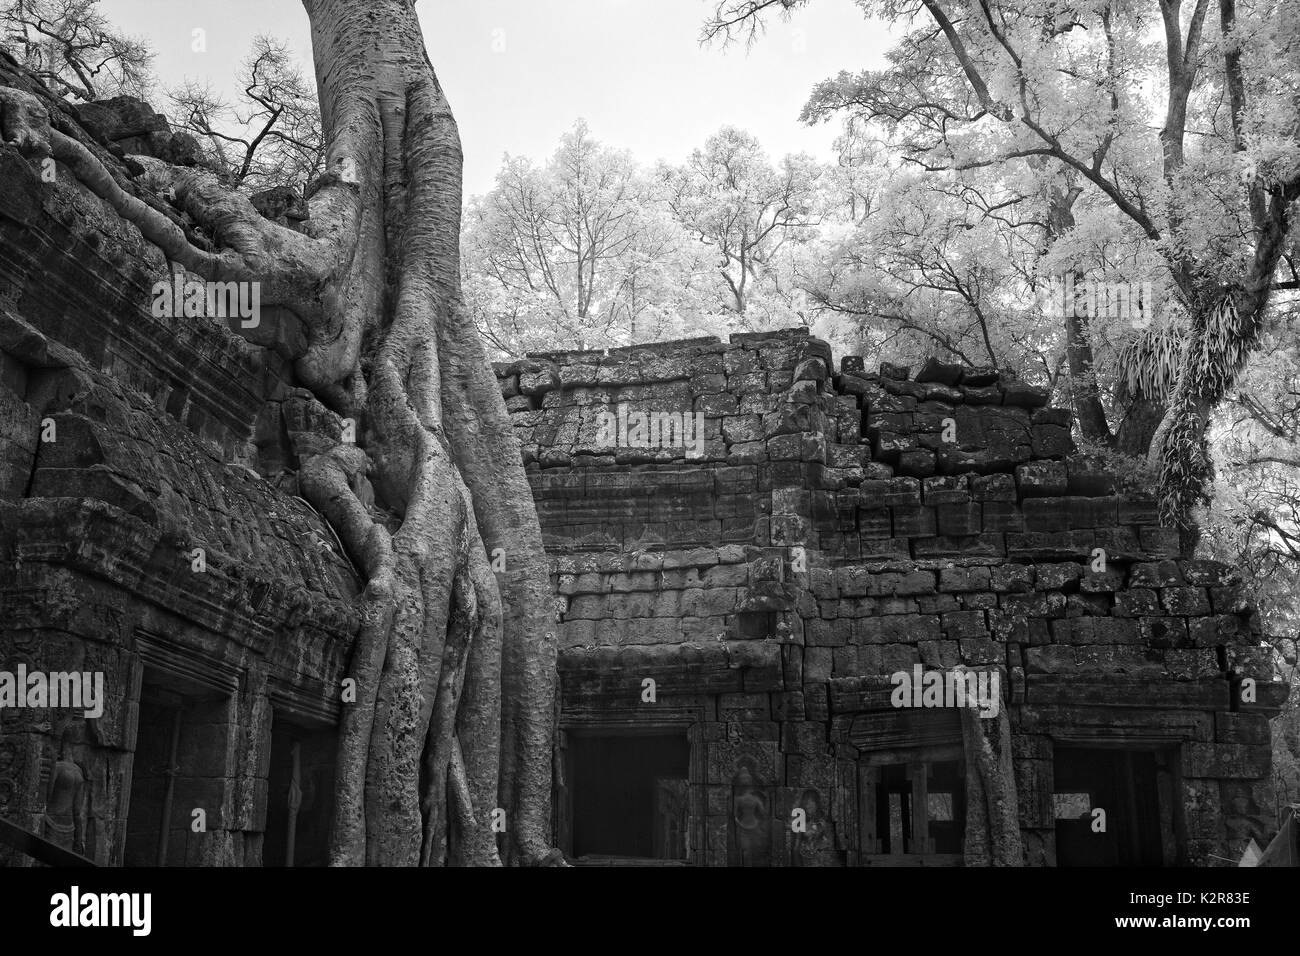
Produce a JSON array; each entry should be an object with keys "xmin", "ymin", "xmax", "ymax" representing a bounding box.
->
[{"xmin": 99, "ymin": 0, "xmax": 894, "ymax": 196}]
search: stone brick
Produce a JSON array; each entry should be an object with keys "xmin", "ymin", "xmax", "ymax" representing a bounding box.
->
[
  {"xmin": 836, "ymin": 566, "xmax": 871, "ymax": 598},
  {"xmin": 1030, "ymin": 423, "xmax": 1074, "ymax": 458},
  {"xmin": 803, "ymin": 647, "xmax": 833, "ymax": 682},
  {"xmin": 942, "ymin": 609, "xmax": 987, "ymax": 639},
  {"xmin": 860, "ymin": 477, "xmax": 921, "ymax": 507},
  {"xmin": 858, "ymin": 507, "xmax": 892, "ymax": 537},
  {"xmin": 912, "ymin": 534, "xmax": 1005, "ymax": 559},
  {"xmin": 1079, "ymin": 568, "xmax": 1124, "ymax": 592},
  {"xmin": 1035, "ymin": 562, "xmax": 1082, "ymax": 590},
  {"xmin": 1209, "ymin": 586, "xmax": 1248, "ymax": 614},
  {"xmin": 1114, "ymin": 588, "xmax": 1160, "ymax": 617},
  {"xmin": 891, "ymin": 505, "xmax": 936, "ymax": 537},
  {"xmin": 1214, "ymin": 712, "xmax": 1270, "ymax": 745},
  {"xmin": 897, "ymin": 448, "xmax": 937, "ymax": 476},
  {"xmin": 1001, "ymin": 381, "xmax": 1049, "ymax": 407},
  {"xmin": 990, "ymin": 564, "xmax": 1035, "ymax": 592},
  {"xmin": 1016, "ymin": 461, "xmax": 1068, "ymax": 496},
  {"xmin": 936, "ymin": 502, "xmax": 981, "ymax": 536},
  {"xmin": 1161, "ymin": 586, "xmax": 1211, "ymax": 616},
  {"xmin": 959, "ymin": 638, "xmax": 1001, "ymax": 665},
  {"xmin": 1183, "ymin": 743, "xmax": 1270, "ymax": 779},
  {"xmin": 980, "ymin": 501, "xmax": 1025, "ymax": 532},
  {"xmin": 1118, "ymin": 495, "xmax": 1158, "ymax": 524},
  {"xmin": 922, "ymin": 475, "xmax": 970, "ymax": 504},
  {"xmin": 939, "ymin": 566, "xmax": 992, "ymax": 592},
  {"xmin": 880, "ymin": 362, "xmax": 910, "ymax": 380},
  {"xmin": 1092, "ymin": 618, "xmax": 1141, "ymax": 643},
  {"xmin": 1049, "ymin": 618, "xmax": 1094, "ymax": 644},
  {"xmin": 1022, "ymin": 497, "xmax": 1070, "ymax": 532},
  {"xmin": 966, "ymin": 474, "xmax": 1016, "ymax": 504},
  {"xmin": 915, "ymin": 357, "xmax": 963, "ymax": 385},
  {"xmin": 1181, "ymin": 560, "xmax": 1238, "ymax": 587},
  {"xmin": 1138, "ymin": 525, "xmax": 1181, "ymax": 557},
  {"xmin": 1130, "ymin": 560, "xmax": 1184, "ymax": 588},
  {"xmin": 1184, "ymin": 615, "xmax": 1236, "ymax": 646},
  {"xmin": 999, "ymin": 591, "xmax": 1061, "ymax": 617},
  {"xmin": 857, "ymin": 537, "xmax": 910, "ymax": 560},
  {"xmin": 722, "ymin": 415, "xmax": 763, "ymax": 444},
  {"xmin": 916, "ymin": 592, "xmax": 960, "ymax": 614},
  {"xmin": 959, "ymin": 591, "xmax": 998, "ymax": 611},
  {"xmin": 866, "ymin": 570, "xmax": 937, "ymax": 597}
]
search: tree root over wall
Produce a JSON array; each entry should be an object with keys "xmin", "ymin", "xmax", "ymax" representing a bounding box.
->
[
  {"xmin": 959, "ymin": 674, "xmax": 1023, "ymax": 867},
  {"xmin": 0, "ymin": 0, "xmax": 559, "ymax": 866}
]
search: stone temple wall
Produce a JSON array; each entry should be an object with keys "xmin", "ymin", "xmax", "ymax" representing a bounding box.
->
[
  {"xmin": 496, "ymin": 328, "xmax": 1286, "ymax": 866},
  {"xmin": 0, "ymin": 64, "xmax": 359, "ymax": 866}
]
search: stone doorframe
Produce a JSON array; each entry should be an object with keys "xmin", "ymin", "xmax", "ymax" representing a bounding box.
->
[
  {"xmin": 556, "ymin": 700, "xmax": 709, "ymax": 865},
  {"xmin": 1021, "ymin": 701, "xmax": 1197, "ymax": 867}
]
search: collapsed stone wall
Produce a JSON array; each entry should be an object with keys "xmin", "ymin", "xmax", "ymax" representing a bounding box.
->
[{"xmin": 497, "ymin": 327, "xmax": 1285, "ymax": 866}]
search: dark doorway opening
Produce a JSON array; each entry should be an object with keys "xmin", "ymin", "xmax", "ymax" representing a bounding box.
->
[
  {"xmin": 872, "ymin": 760, "xmax": 966, "ymax": 856},
  {"xmin": 263, "ymin": 713, "xmax": 336, "ymax": 867},
  {"xmin": 124, "ymin": 670, "xmax": 229, "ymax": 866},
  {"xmin": 570, "ymin": 731, "xmax": 689, "ymax": 861},
  {"xmin": 1054, "ymin": 747, "xmax": 1167, "ymax": 866}
]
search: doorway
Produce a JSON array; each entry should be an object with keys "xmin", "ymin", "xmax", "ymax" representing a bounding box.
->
[
  {"xmin": 123, "ymin": 669, "xmax": 230, "ymax": 866},
  {"xmin": 263, "ymin": 713, "xmax": 336, "ymax": 867},
  {"xmin": 568, "ymin": 731, "xmax": 690, "ymax": 861},
  {"xmin": 1053, "ymin": 746, "xmax": 1168, "ymax": 866}
]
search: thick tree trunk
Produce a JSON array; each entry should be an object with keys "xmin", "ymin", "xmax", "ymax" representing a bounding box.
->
[
  {"xmin": 1116, "ymin": 397, "xmax": 1164, "ymax": 458},
  {"xmin": 1148, "ymin": 0, "xmax": 1300, "ymax": 533},
  {"xmin": 1150, "ymin": 193, "xmax": 1294, "ymax": 533},
  {"xmin": 298, "ymin": 0, "xmax": 558, "ymax": 866}
]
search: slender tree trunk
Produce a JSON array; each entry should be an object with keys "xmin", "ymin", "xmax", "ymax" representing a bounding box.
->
[
  {"xmin": 1033, "ymin": 161, "xmax": 1115, "ymax": 447},
  {"xmin": 1063, "ymin": 305, "xmax": 1115, "ymax": 447}
]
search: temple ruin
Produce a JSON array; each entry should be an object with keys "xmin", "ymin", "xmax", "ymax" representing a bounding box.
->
[
  {"xmin": 0, "ymin": 60, "xmax": 1287, "ymax": 864},
  {"xmin": 497, "ymin": 329, "xmax": 1286, "ymax": 866}
]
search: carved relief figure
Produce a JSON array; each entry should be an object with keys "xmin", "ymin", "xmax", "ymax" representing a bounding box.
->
[
  {"xmin": 43, "ymin": 730, "xmax": 89, "ymax": 856},
  {"xmin": 730, "ymin": 760, "xmax": 770, "ymax": 866},
  {"xmin": 791, "ymin": 788, "xmax": 838, "ymax": 867}
]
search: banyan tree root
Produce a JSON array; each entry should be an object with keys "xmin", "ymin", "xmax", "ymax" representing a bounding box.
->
[
  {"xmin": 958, "ymin": 670, "xmax": 1023, "ymax": 867},
  {"xmin": 0, "ymin": 0, "xmax": 559, "ymax": 866}
]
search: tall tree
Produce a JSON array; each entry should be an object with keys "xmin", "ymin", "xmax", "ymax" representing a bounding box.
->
[
  {"xmin": 0, "ymin": 0, "xmax": 558, "ymax": 865},
  {"xmin": 462, "ymin": 120, "xmax": 708, "ymax": 355},
  {"xmin": 0, "ymin": 0, "xmax": 152, "ymax": 101},
  {"xmin": 168, "ymin": 35, "xmax": 323, "ymax": 193},
  {"xmin": 661, "ymin": 126, "xmax": 826, "ymax": 315}
]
